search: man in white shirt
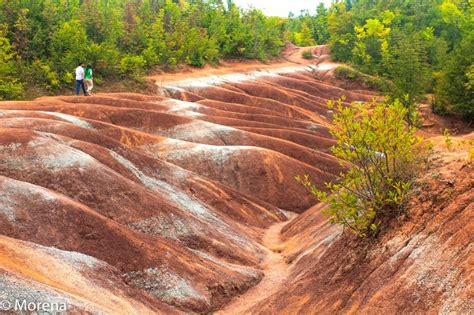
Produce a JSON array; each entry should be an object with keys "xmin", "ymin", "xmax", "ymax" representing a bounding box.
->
[{"xmin": 75, "ymin": 62, "xmax": 87, "ymax": 96}]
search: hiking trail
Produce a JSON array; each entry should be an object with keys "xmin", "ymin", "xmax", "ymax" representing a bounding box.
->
[{"xmin": 216, "ymin": 216, "xmax": 296, "ymax": 314}]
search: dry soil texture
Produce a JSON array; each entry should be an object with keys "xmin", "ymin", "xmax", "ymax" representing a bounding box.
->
[{"xmin": 0, "ymin": 46, "xmax": 471, "ymax": 314}]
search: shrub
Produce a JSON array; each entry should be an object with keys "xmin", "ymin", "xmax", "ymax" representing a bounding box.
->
[
  {"xmin": 296, "ymin": 98, "xmax": 423, "ymax": 237},
  {"xmin": 302, "ymin": 50, "xmax": 313, "ymax": 59},
  {"xmin": 119, "ymin": 54, "xmax": 146, "ymax": 80},
  {"xmin": 0, "ymin": 80, "xmax": 23, "ymax": 100},
  {"xmin": 334, "ymin": 66, "xmax": 355, "ymax": 79},
  {"xmin": 293, "ymin": 22, "xmax": 316, "ymax": 46},
  {"xmin": 20, "ymin": 60, "xmax": 60, "ymax": 91},
  {"xmin": 50, "ymin": 20, "xmax": 90, "ymax": 84},
  {"xmin": 443, "ymin": 129, "xmax": 453, "ymax": 151},
  {"xmin": 88, "ymin": 43, "xmax": 121, "ymax": 78},
  {"xmin": 183, "ymin": 28, "xmax": 220, "ymax": 67},
  {"xmin": 0, "ymin": 26, "xmax": 23, "ymax": 99},
  {"xmin": 468, "ymin": 148, "xmax": 474, "ymax": 167}
]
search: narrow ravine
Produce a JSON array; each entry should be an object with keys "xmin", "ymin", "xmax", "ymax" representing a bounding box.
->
[{"xmin": 216, "ymin": 216, "xmax": 296, "ymax": 314}]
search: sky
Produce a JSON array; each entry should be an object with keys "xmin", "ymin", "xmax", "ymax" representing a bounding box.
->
[{"xmin": 233, "ymin": 0, "xmax": 333, "ymax": 17}]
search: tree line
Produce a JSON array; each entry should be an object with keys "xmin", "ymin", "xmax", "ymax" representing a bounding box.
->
[
  {"xmin": 0, "ymin": 0, "xmax": 286, "ymax": 99},
  {"xmin": 288, "ymin": 0, "xmax": 472, "ymax": 121},
  {"xmin": 0, "ymin": 0, "xmax": 472, "ymax": 122}
]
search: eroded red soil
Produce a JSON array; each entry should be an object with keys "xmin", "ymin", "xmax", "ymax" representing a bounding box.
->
[
  {"xmin": 248, "ymin": 139, "xmax": 474, "ymax": 314},
  {"xmin": 0, "ymin": 45, "xmax": 472, "ymax": 314}
]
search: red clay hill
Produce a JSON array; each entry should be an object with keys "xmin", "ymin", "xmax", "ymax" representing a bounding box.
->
[{"xmin": 0, "ymin": 46, "xmax": 472, "ymax": 313}]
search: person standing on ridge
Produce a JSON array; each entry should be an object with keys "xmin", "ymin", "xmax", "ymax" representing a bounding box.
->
[
  {"xmin": 75, "ymin": 62, "xmax": 87, "ymax": 96},
  {"xmin": 84, "ymin": 64, "xmax": 94, "ymax": 95}
]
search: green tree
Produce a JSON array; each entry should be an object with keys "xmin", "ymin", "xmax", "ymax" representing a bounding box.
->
[
  {"xmin": 87, "ymin": 42, "xmax": 121, "ymax": 77},
  {"xmin": 433, "ymin": 0, "xmax": 473, "ymax": 121},
  {"xmin": 294, "ymin": 21, "xmax": 316, "ymax": 46},
  {"xmin": 352, "ymin": 16, "xmax": 392, "ymax": 74},
  {"xmin": 50, "ymin": 20, "xmax": 90, "ymax": 83},
  {"xmin": 384, "ymin": 30, "xmax": 431, "ymax": 121},
  {"xmin": 328, "ymin": 2, "xmax": 355, "ymax": 61},
  {"xmin": 0, "ymin": 25, "xmax": 22, "ymax": 99},
  {"xmin": 314, "ymin": 3, "xmax": 329, "ymax": 43},
  {"xmin": 120, "ymin": 54, "xmax": 146, "ymax": 80},
  {"xmin": 434, "ymin": 31, "xmax": 474, "ymax": 121}
]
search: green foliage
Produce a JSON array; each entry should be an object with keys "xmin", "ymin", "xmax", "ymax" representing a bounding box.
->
[
  {"xmin": 217, "ymin": 7, "xmax": 285, "ymax": 60},
  {"xmin": 314, "ymin": 3, "xmax": 330, "ymax": 43},
  {"xmin": 334, "ymin": 66, "xmax": 393, "ymax": 91},
  {"xmin": 297, "ymin": 98, "xmax": 422, "ymax": 237},
  {"xmin": 0, "ymin": 25, "xmax": 22, "ymax": 99},
  {"xmin": 183, "ymin": 28, "xmax": 219, "ymax": 67},
  {"xmin": 294, "ymin": 22, "xmax": 316, "ymax": 46},
  {"xmin": 286, "ymin": 4, "xmax": 330, "ymax": 46},
  {"xmin": 434, "ymin": 31, "xmax": 474, "ymax": 122},
  {"xmin": 383, "ymin": 31, "xmax": 431, "ymax": 111},
  {"xmin": 87, "ymin": 43, "xmax": 121, "ymax": 77},
  {"xmin": 327, "ymin": 2, "xmax": 355, "ymax": 62},
  {"xmin": 20, "ymin": 59, "xmax": 60, "ymax": 91},
  {"xmin": 352, "ymin": 16, "xmax": 392, "ymax": 74},
  {"xmin": 443, "ymin": 128, "xmax": 454, "ymax": 151},
  {"xmin": 320, "ymin": 0, "xmax": 473, "ymax": 122},
  {"xmin": 302, "ymin": 50, "xmax": 313, "ymax": 59},
  {"xmin": 146, "ymin": 1, "xmax": 221, "ymax": 68},
  {"xmin": 334, "ymin": 66, "xmax": 356, "ymax": 79},
  {"xmin": 0, "ymin": 0, "xmax": 289, "ymax": 99},
  {"xmin": 120, "ymin": 54, "xmax": 146, "ymax": 80},
  {"xmin": 50, "ymin": 19, "xmax": 89, "ymax": 83},
  {"xmin": 348, "ymin": 13, "xmax": 431, "ymax": 119}
]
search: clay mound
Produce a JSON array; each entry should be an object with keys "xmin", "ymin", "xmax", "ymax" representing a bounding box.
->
[
  {"xmin": 0, "ymin": 175, "xmax": 266, "ymax": 312},
  {"xmin": 145, "ymin": 118, "xmax": 339, "ymax": 171},
  {"xmin": 265, "ymin": 73, "xmax": 374, "ymax": 104},
  {"xmin": 169, "ymin": 99, "xmax": 322, "ymax": 130},
  {"xmin": 0, "ymin": 128, "xmax": 277, "ymax": 255},
  {"xmin": 0, "ymin": 59, "xmax": 378, "ymax": 312},
  {"xmin": 200, "ymin": 114, "xmax": 329, "ymax": 137},
  {"xmin": 237, "ymin": 127, "xmax": 336, "ymax": 151},
  {"xmin": 0, "ymin": 235, "xmax": 177, "ymax": 314},
  {"xmin": 166, "ymin": 84, "xmax": 314, "ymax": 120},
  {"xmin": 249, "ymin": 145, "xmax": 474, "ymax": 314},
  {"xmin": 0, "ymin": 102, "xmax": 175, "ymax": 131},
  {"xmin": 226, "ymin": 81, "xmax": 330, "ymax": 114},
  {"xmin": 0, "ymin": 130, "xmax": 271, "ymax": 312},
  {"xmin": 148, "ymin": 138, "xmax": 335, "ymax": 212},
  {"xmin": 196, "ymin": 99, "xmax": 286, "ymax": 116}
]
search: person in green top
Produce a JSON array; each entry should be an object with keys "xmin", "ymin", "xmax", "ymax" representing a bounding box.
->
[{"xmin": 84, "ymin": 65, "xmax": 93, "ymax": 95}]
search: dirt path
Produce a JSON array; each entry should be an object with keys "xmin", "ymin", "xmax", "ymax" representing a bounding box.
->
[
  {"xmin": 216, "ymin": 217, "xmax": 296, "ymax": 314},
  {"xmin": 147, "ymin": 45, "xmax": 325, "ymax": 85}
]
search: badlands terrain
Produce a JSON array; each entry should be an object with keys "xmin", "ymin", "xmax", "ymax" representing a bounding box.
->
[{"xmin": 0, "ymin": 46, "xmax": 472, "ymax": 314}]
